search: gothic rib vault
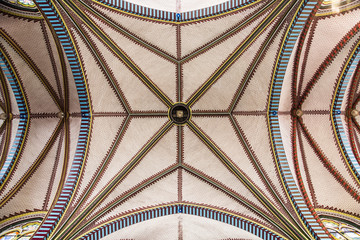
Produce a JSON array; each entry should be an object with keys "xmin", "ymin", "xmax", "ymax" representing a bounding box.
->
[{"xmin": 0, "ymin": 0, "xmax": 360, "ymax": 239}]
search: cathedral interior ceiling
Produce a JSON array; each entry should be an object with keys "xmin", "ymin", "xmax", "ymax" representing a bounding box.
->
[{"xmin": 0, "ymin": 0, "xmax": 360, "ymax": 239}]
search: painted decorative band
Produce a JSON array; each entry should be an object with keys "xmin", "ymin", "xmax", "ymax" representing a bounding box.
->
[
  {"xmin": 96, "ymin": 0, "xmax": 257, "ymax": 22},
  {"xmin": 32, "ymin": 0, "xmax": 91, "ymax": 239},
  {"xmin": 268, "ymin": 1, "xmax": 331, "ymax": 239},
  {"xmin": 332, "ymin": 43, "xmax": 360, "ymax": 182},
  {"xmin": 0, "ymin": 51, "xmax": 29, "ymax": 185},
  {"xmin": 80, "ymin": 204, "xmax": 283, "ymax": 240}
]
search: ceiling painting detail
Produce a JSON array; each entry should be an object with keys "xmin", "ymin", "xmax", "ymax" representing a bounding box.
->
[{"xmin": 0, "ymin": 0, "xmax": 359, "ymax": 239}]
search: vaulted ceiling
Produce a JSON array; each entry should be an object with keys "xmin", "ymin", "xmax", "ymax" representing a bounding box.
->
[{"xmin": 0, "ymin": 0, "xmax": 360, "ymax": 239}]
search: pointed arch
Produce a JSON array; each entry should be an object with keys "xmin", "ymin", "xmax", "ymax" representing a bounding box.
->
[{"xmin": 79, "ymin": 203, "xmax": 285, "ymax": 240}]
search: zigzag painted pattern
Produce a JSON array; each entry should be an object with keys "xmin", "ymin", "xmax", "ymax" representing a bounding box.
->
[
  {"xmin": 81, "ymin": 204, "xmax": 283, "ymax": 240},
  {"xmin": 332, "ymin": 42, "xmax": 360, "ymax": 182},
  {"xmin": 268, "ymin": 0, "xmax": 331, "ymax": 239},
  {"xmin": 0, "ymin": 51, "xmax": 29, "ymax": 185},
  {"xmin": 96, "ymin": 0, "xmax": 256, "ymax": 22},
  {"xmin": 32, "ymin": 0, "xmax": 91, "ymax": 239}
]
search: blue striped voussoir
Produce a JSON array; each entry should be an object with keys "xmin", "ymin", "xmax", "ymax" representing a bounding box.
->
[
  {"xmin": 32, "ymin": 0, "xmax": 91, "ymax": 239},
  {"xmin": 80, "ymin": 204, "xmax": 283, "ymax": 240},
  {"xmin": 268, "ymin": 1, "xmax": 331, "ymax": 239},
  {"xmin": 0, "ymin": 51, "xmax": 29, "ymax": 186},
  {"xmin": 96, "ymin": 0, "xmax": 255, "ymax": 22},
  {"xmin": 332, "ymin": 44, "xmax": 360, "ymax": 182}
]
